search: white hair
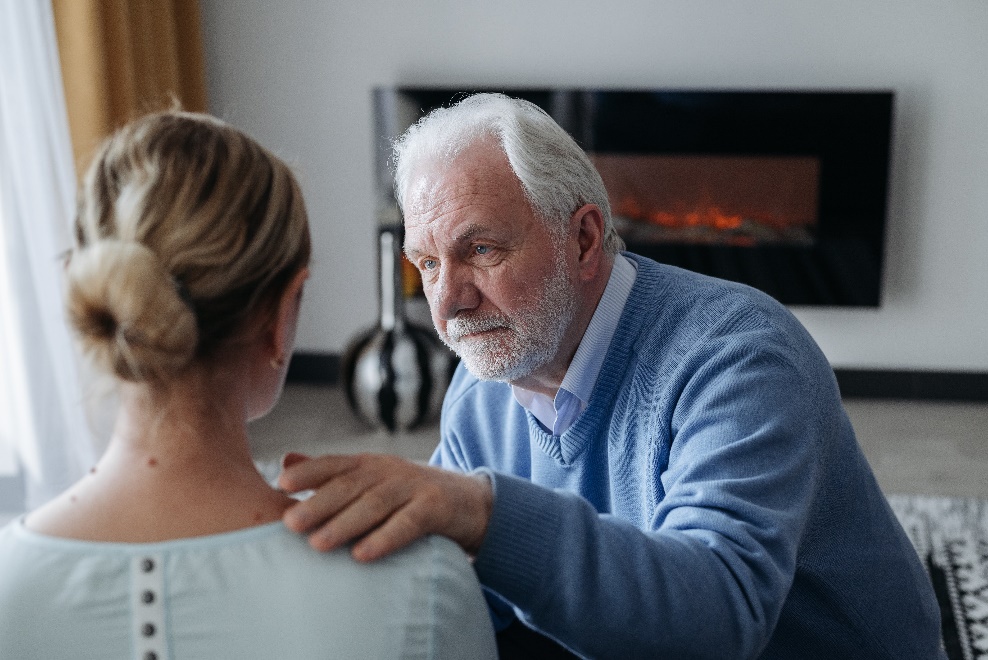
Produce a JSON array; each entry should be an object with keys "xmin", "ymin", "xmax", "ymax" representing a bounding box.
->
[{"xmin": 391, "ymin": 93, "xmax": 624, "ymax": 255}]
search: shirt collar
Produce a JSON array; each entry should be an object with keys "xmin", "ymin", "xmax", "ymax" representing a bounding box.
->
[{"xmin": 512, "ymin": 254, "xmax": 638, "ymax": 434}]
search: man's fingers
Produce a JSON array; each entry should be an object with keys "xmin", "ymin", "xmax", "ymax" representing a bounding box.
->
[
  {"xmin": 279, "ymin": 453, "xmax": 493, "ymax": 560},
  {"xmin": 308, "ymin": 483, "xmax": 411, "ymax": 553},
  {"xmin": 277, "ymin": 453, "xmax": 360, "ymax": 493},
  {"xmin": 347, "ymin": 480, "xmax": 453, "ymax": 562},
  {"xmin": 280, "ymin": 451, "xmax": 311, "ymax": 470},
  {"xmin": 351, "ymin": 505, "xmax": 432, "ymax": 563},
  {"xmin": 282, "ymin": 461, "xmax": 381, "ymax": 533}
]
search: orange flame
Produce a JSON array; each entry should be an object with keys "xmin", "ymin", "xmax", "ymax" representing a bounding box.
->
[{"xmin": 616, "ymin": 197, "xmax": 744, "ymax": 231}]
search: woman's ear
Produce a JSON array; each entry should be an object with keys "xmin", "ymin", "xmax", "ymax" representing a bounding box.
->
[{"xmin": 270, "ymin": 267, "xmax": 310, "ymax": 367}]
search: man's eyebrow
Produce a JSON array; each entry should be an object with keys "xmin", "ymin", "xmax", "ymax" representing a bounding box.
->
[
  {"xmin": 404, "ymin": 223, "xmax": 500, "ymax": 259},
  {"xmin": 451, "ymin": 223, "xmax": 498, "ymax": 243}
]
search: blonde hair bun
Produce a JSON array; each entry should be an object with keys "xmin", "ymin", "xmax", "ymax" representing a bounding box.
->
[
  {"xmin": 66, "ymin": 239, "xmax": 198, "ymax": 382},
  {"xmin": 70, "ymin": 111, "xmax": 310, "ymax": 381}
]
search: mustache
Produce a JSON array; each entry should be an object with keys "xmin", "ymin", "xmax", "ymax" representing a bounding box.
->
[{"xmin": 445, "ymin": 314, "xmax": 512, "ymax": 341}]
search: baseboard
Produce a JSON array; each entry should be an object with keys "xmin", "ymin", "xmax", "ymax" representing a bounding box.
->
[
  {"xmin": 833, "ymin": 369, "xmax": 988, "ymax": 402},
  {"xmin": 288, "ymin": 352, "xmax": 987, "ymax": 402},
  {"xmin": 286, "ymin": 352, "xmax": 341, "ymax": 385}
]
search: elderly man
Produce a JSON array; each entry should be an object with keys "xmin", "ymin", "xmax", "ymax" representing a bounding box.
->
[{"xmin": 280, "ymin": 94, "xmax": 944, "ymax": 659}]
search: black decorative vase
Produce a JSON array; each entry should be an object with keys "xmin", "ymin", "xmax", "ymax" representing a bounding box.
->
[{"xmin": 342, "ymin": 227, "xmax": 455, "ymax": 432}]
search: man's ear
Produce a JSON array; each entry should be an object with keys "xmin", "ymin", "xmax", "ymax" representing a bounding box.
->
[
  {"xmin": 570, "ymin": 204, "xmax": 606, "ymax": 282},
  {"xmin": 270, "ymin": 267, "xmax": 310, "ymax": 365}
]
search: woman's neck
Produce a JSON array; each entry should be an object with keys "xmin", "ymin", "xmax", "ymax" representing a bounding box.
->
[
  {"xmin": 25, "ymin": 369, "xmax": 294, "ymax": 542},
  {"xmin": 109, "ymin": 377, "xmax": 256, "ymax": 470}
]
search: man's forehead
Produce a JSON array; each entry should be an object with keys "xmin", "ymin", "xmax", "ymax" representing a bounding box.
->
[
  {"xmin": 407, "ymin": 148, "xmax": 513, "ymax": 202},
  {"xmin": 404, "ymin": 154, "xmax": 524, "ymax": 226}
]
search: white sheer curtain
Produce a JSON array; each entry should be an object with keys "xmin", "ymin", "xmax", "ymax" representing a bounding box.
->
[{"xmin": 0, "ymin": 0, "xmax": 99, "ymax": 510}]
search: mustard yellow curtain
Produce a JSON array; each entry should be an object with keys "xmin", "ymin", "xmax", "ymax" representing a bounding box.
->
[{"xmin": 51, "ymin": 0, "xmax": 208, "ymax": 175}]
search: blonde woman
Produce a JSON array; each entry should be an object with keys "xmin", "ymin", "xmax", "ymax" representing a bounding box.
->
[{"xmin": 0, "ymin": 111, "xmax": 496, "ymax": 659}]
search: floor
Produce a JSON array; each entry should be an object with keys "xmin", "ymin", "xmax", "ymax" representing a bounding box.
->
[{"xmin": 249, "ymin": 384, "xmax": 988, "ymax": 499}]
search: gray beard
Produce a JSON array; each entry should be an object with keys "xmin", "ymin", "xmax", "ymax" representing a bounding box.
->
[{"xmin": 437, "ymin": 253, "xmax": 577, "ymax": 383}]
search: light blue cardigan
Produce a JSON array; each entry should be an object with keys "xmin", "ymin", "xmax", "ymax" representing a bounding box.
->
[{"xmin": 432, "ymin": 253, "xmax": 944, "ymax": 659}]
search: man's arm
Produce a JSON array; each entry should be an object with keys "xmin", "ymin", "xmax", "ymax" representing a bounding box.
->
[
  {"xmin": 432, "ymin": 347, "xmax": 826, "ymax": 659},
  {"xmin": 281, "ymin": 352, "xmax": 820, "ymax": 659},
  {"xmin": 279, "ymin": 453, "xmax": 492, "ymax": 562}
]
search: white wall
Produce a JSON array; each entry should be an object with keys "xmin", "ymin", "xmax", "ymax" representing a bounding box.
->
[{"xmin": 199, "ymin": 0, "xmax": 988, "ymax": 371}]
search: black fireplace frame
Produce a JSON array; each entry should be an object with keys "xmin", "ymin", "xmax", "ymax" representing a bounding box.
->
[{"xmin": 376, "ymin": 88, "xmax": 894, "ymax": 307}]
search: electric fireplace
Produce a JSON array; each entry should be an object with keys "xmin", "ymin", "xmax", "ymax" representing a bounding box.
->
[{"xmin": 373, "ymin": 88, "xmax": 894, "ymax": 307}]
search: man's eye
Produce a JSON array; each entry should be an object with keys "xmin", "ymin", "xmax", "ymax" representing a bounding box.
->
[
  {"xmin": 421, "ymin": 259, "xmax": 437, "ymax": 271},
  {"xmin": 474, "ymin": 245, "xmax": 491, "ymax": 256}
]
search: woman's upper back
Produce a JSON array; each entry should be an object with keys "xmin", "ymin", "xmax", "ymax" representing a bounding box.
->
[{"xmin": 0, "ymin": 519, "xmax": 496, "ymax": 659}]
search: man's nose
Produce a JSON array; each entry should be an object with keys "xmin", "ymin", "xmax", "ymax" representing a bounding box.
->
[{"xmin": 430, "ymin": 262, "xmax": 481, "ymax": 321}]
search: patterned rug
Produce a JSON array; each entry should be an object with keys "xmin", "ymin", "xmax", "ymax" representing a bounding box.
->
[{"xmin": 889, "ymin": 495, "xmax": 988, "ymax": 660}]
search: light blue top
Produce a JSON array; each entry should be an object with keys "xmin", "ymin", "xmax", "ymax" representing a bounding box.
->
[
  {"xmin": 0, "ymin": 517, "xmax": 496, "ymax": 659},
  {"xmin": 512, "ymin": 254, "xmax": 637, "ymax": 434},
  {"xmin": 433, "ymin": 253, "xmax": 945, "ymax": 659}
]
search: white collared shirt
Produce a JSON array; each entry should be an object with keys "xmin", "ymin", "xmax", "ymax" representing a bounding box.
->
[{"xmin": 512, "ymin": 254, "xmax": 638, "ymax": 435}]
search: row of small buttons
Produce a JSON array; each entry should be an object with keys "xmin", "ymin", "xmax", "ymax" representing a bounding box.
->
[{"xmin": 132, "ymin": 554, "xmax": 168, "ymax": 660}]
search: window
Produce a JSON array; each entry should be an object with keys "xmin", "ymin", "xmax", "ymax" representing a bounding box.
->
[
  {"xmin": 0, "ymin": 196, "xmax": 16, "ymax": 477},
  {"xmin": 0, "ymin": 0, "xmax": 97, "ymax": 512},
  {"xmin": 0, "ymin": 187, "xmax": 26, "ymax": 516}
]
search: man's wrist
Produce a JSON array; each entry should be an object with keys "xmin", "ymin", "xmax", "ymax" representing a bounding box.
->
[{"xmin": 462, "ymin": 471, "xmax": 494, "ymax": 556}]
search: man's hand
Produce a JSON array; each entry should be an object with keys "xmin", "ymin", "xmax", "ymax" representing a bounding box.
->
[{"xmin": 278, "ymin": 453, "xmax": 493, "ymax": 562}]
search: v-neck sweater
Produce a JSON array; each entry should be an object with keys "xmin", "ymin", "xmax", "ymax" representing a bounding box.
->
[{"xmin": 432, "ymin": 253, "xmax": 944, "ymax": 660}]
